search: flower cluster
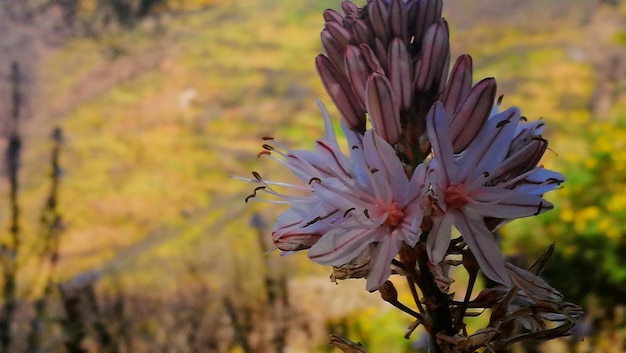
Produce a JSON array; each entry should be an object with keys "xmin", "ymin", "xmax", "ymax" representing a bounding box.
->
[
  {"xmin": 245, "ymin": 0, "xmax": 562, "ymax": 292},
  {"xmin": 246, "ymin": 101, "xmax": 427, "ymax": 292},
  {"xmin": 243, "ymin": 0, "xmax": 579, "ymax": 349}
]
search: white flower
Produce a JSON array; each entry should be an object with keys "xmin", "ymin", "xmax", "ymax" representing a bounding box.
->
[
  {"xmin": 425, "ymin": 102, "xmax": 563, "ymax": 286},
  {"xmin": 245, "ymin": 102, "xmax": 427, "ymax": 291}
]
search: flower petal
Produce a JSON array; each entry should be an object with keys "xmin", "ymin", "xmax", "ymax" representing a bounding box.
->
[
  {"xmin": 426, "ymin": 101, "xmax": 455, "ymax": 184},
  {"xmin": 366, "ymin": 237, "xmax": 402, "ymax": 292},
  {"xmin": 426, "ymin": 211, "xmax": 453, "ymax": 264},
  {"xmin": 454, "ymin": 210, "xmax": 511, "ymax": 286},
  {"xmin": 362, "ymin": 130, "xmax": 408, "ymax": 200},
  {"xmin": 459, "ymin": 107, "xmax": 521, "ymax": 183},
  {"xmin": 506, "ymin": 263, "xmax": 563, "ymax": 303},
  {"xmin": 308, "ymin": 227, "xmax": 382, "ymax": 265},
  {"xmin": 467, "ymin": 187, "xmax": 553, "ymax": 219}
]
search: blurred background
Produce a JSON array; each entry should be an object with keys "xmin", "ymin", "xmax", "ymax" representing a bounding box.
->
[{"xmin": 0, "ymin": 0, "xmax": 624, "ymax": 352}]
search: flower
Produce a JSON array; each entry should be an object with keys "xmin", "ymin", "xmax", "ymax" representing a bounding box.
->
[
  {"xmin": 425, "ymin": 101, "xmax": 564, "ymax": 286},
  {"xmin": 317, "ymin": 0, "xmax": 449, "ymax": 150},
  {"xmin": 245, "ymin": 102, "xmax": 427, "ymax": 291}
]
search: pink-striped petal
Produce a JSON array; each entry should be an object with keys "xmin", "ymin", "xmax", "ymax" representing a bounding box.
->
[
  {"xmin": 426, "ymin": 102, "xmax": 455, "ymax": 184},
  {"xmin": 366, "ymin": 237, "xmax": 402, "ymax": 292},
  {"xmin": 454, "ymin": 210, "xmax": 511, "ymax": 286},
  {"xmin": 308, "ymin": 227, "xmax": 381, "ymax": 265},
  {"xmin": 426, "ymin": 211, "xmax": 454, "ymax": 264},
  {"xmin": 466, "ymin": 187, "xmax": 553, "ymax": 219}
]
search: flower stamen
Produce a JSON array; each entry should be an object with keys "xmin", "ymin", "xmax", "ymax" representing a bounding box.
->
[
  {"xmin": 444, "ymin": 183, "xmax": 469, "ymax": 209},
  {"xmin": 383, "ymin": 202, "xmax": 404, "ymax": 227}
]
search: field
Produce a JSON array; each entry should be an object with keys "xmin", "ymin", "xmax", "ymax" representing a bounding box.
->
[{"xmin": 0, "ymin": 0, "xmax": 625, "ymax": 352}]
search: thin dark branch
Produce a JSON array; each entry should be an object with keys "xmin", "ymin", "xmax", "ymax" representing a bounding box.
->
[{"xmin": 0, "ymin": 61, "xmax": 24, "ymax": 353}]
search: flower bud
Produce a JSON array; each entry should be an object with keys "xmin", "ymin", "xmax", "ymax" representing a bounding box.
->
[{"xmin": 366, "ymin": 73, "xmax": 401, "ymax": 144}]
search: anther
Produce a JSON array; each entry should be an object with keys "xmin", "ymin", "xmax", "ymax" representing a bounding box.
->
[
  {"xmin": 352, "ymin": 145, "xmax": 359, "ymax": 150},
  {"xmin": 262, "ymin": 136, "xmax": 274, "ymax": 140},
  {"xmin": 262, "ymin": 144, "xmax": 274, "ymax": 150},
  {"xmin": 252, "ymin": 171, "xmax": 262, "ymax": 181},
  {"xmin": 303, "ymin": 210, "xmax": 339, "ymax": 227},
  {"xmin": 343, "ymin": 208, "xmax": 356, "ymax": 217},
  {"xmin": 534, "ymin": 202, "xmax": 544, "ymax": 216},
  {"xmin": 244, "ymin": 186, "xmax": 266, "ymax": 203},
  {"xmin": 370, "ymin": 168, "xmax": 379, "ymax": 174},
  {"xmin": 496, "ymin": 119, "xmax": 510, "ymax": 128},
  {"xmin": 309, "ymin": 177, "xmax": 321, "ymax": 184},
  {"xmin": 363, "ymin": 209, "xmax": 370, "ymax": 218},
  {"xmin": 303, "ymin": 217, "xmax": 321, "ymax": 228},
  {"xmin": 497, "ymin": 95, "xmax": 504, "ymax": 106},
  {"xmin": 257, "ymin": 150, "xmax": 271, "ymax": 158},
  {"xmin": 482, "ymin": 171, "xmax": 490, "ymax": 177}
]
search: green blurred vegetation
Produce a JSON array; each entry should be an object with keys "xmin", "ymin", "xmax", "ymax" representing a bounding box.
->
[{"xmin": 1, "ymin": 0, "xmax": 626, "ymax": 351}]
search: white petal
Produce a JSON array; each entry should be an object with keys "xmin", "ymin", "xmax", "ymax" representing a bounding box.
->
[
  {"xmin": 459, "ymin": 107, "xmax": 520, "ymax": 183},
  {"xmin": 426, "ymin": 102, "xmax": 456, "ymax": 184},
  {"xmin": 467, "ymin": 187, "xmax": 552, "ymax": 219},
  {"xmin": 316, "ymin": 100, "xmax": 337, "ymax": 141},
  {"xmin": 312, "ymin": 178, "xmax": 368, "ymax": 210},
  {"xmin": 426, "ymin": 211, "xmax": 454, "ymax": 264},
  {"xmin": 341, "ymin": 119, "xmax": 369, "ymax": 183},
  {"xmin": 308, "ymin": 227, "xmax": 383, "ymax": 265},
  {"xmin": 398, "ymin": 162, "xmax": 428, "ymax": 207},
  {"xmin": 362, "ymin": 130, "xmax": 408, "ymax": 200},
  {"xmin": 516, "ymin": 168, "xmax": 565, "ymax": 195},
  {"xmin": 454, "ymin": 210, "xmax": 511, "ymax": 286},
  {"xmin": 365, "ymin": 237, "xmax": 401, "ymax": 292}
]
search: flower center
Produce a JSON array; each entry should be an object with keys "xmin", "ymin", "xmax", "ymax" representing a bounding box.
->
[
  {"xmin": 383, "ymin": 202, "xmax": 404, "ymax": 227},
  {"xmin": 444, "ymin": 183, "xmax": 469, "ymax": 208}
]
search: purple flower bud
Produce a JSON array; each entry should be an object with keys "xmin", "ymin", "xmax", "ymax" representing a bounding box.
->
[
  {"xmin": 448, "ymin": 77, "xmax": 497, "ymax": 152},
  {"xmin": 389, "ymin": 0, "xmax": 407, "ymax": 41},
  {"xmin": 412, "ymin": 0, "xmax": 443, "ymax": 50},
  {"xmin": 316, "ymin": 54, "xmax": 367, "ymax": 132},
  {"xmin": 366, "ymin": 73, "xmax": 401, "ymax": 144},
  {"xmin": 326, "ymin": 20, "xmax": 353, "ymax": 47},
  {"xmin": 414, "ymin": 19, "xmax": 449, "ymax": 93},
  {"xmin": 368, "ymin": 0, "xmax": 391, "ymax": 47},
  {"xmin": 442, "ymin": 55, "xmax": 473, "ymax": 117},
  {"xmin": 321, "ymin": 29, "xmax": 346, "ymax": 71},
  {"xmin": 341, "ymin": 0, "xmax": 359, "ymax": 16},
  {"xmin": 388, "ymin": 38, "xmax": 413, "ymax": 111},
  {"xmin": 345, "ymin": 45, "xmax": 371, "ymax": 109}
]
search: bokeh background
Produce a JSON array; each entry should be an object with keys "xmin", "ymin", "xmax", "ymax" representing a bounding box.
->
[{"xmin": 0, "ymin": 0, "xmax": 625, "ymax": 352}]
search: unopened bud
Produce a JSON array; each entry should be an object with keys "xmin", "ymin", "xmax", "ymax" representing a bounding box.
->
[
  {"xmin": 366, "ymin": 73, "xmax": 401, "ymax": 144},
  {"xmin": 378, "ymin": 280, "xmax": 399, "ymax": 302}
]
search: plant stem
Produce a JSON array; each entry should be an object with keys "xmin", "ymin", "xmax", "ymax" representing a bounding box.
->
[{"xmin": 414, "ymin": 245, "xmax": 453, "ymax": 353}]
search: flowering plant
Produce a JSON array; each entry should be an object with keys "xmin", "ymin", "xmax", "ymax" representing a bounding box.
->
[{"xmin": 242, "ymin": 0, "xmax": 582, "ymax": 351}]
